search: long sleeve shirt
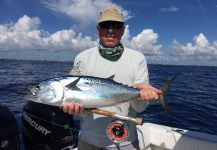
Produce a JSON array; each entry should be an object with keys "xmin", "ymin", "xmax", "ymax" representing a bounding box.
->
[{"xmin": 69, "ymin": 46, "xmax": 149, "ymax": 148}]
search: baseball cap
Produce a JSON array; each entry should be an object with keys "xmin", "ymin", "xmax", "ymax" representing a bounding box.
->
[{"xmin": 98, "ymin": 6, "xmax": 124, "ymax": 23}]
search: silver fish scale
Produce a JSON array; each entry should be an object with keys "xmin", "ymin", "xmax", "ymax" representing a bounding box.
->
[
  {"xmin": 26, "ymin": 76, "xmax": 140, "ymax": 108},
  {"xmin": 62, "ymin": 76, "xmax": 139, "ymax": 108}
]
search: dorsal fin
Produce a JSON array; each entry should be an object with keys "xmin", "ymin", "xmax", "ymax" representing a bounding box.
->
[
  {"xmin": 66, "ymin": 78, "xmax": 81, "ymax": 91},
  {"xmin": 107, "ymin": 75, "xmax": 115, "ymax": 80}
]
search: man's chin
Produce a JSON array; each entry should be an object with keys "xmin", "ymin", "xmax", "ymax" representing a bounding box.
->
[{"xmin": 104, "ymin": 42, "xmax": 118, "ymax": 48}]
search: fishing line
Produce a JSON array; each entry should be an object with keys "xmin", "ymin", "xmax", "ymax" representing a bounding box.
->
[
  {"xmin": 196, "ymin": 0, "xmax": 209, "ymax": 20},
  {"xmin": 0, "ymin": 87, "xmax": 26, "ymax": 95},
  {"xmin": 195, "ymin": 0, "xmax": 213, "ymax": 26},
  {"xmin": 211, "ymin": 0, "xmax": 217, "ymax": 8},
  {"xmin": 0, "ymin": 87, "xmax": 108, "ymax": 138},
  {"xmin": 25, "ymin": 112, "xmax": 79, "ymax": 132},
  {"xmin": 196, "ymin": 0, "xmax": 206, "ymax": 11},
  {"xmin": 24, "ymin": 112, "xmax": 108, "ymax": 139}
]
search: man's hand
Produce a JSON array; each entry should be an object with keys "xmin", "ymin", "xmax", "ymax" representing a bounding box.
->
[
  {"xmin": 63, "ymin": 102, "xmax": 85, "ymax": 115},
  {"xmin": 135, "ymin": 83, "xmax": 162, "ymax": 101}
]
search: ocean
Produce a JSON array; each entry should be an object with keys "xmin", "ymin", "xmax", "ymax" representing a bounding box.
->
[{"xmin": 0, "ymin": 59, "xmax": 217, "ymax": 147}]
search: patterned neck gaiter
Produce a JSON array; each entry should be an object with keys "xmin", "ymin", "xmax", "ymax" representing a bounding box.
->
[{"xmin": 98, "ymin": 42, "xmax": 124, "ymax": 61}]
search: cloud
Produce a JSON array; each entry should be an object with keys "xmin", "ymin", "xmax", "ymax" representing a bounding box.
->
[
  {"xmin": 159, "ymin": 6, "xmax": 179, "ymax": 12},
  {"xmin": 122, "ymin": 25, "xmax": 162, "ymax": 54},
  {"xmin": 148, "ymin": 33, "xmax": 217, "ymax": 66},
  {"xmin": 0, "ymin": 15, "xmax": 162, "ymax": 55},
  {"xmin": 170, "ymin": 33, "xmax": 217, "ymax": 56},
  {"xmin": 0, "ymin": 15, "xmax": 43, "ymax": 50},
  {"xmin": 146, "ymin": 55, "xmax": 217, "ymax": 66},
  {"xmin": 1, "ymin": 16, "xmax": 216, "ymax": 66},
  {"xmin": 0, "ymin": 15, "xmax": 96, "ymax": 51},
  {"xmin": 0, "ymin": 0, "xmax": 161, "ymax": 54},
  {"xmin": 41, "ymin": 0, "xmax": 133, "ymax": 31}
]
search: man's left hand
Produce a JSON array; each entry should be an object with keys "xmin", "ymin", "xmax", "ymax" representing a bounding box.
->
[{"xmin": 135, "ymin": 83, "xmax": 162, "ymax": 101}]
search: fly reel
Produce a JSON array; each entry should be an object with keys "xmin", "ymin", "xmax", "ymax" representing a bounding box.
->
[{"xmin": 106, "ymin": 119, "xmax": 129, "ymax": 143}]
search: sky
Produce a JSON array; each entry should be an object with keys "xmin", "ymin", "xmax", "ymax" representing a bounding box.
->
[{"xmin": 0, "ymin": 0, "xmax": 217, "ymax": 66}]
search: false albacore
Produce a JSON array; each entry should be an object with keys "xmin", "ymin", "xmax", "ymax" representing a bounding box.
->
[{"xmin": 24, "ymin": 75, "xmax": 175, "ymax": 112}]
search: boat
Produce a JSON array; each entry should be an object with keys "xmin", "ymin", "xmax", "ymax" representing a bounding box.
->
[
  {"xmin": 71, "ymin": 122, "xmax": 217, "ymax": 150},
  {"xmin": 22, "ymin": 102, "xmax": 75, "ymax": 150},
  {"xmin": 136, "ymin": 123, "xmax": 217, "ymax": 150},
  {"xmin": 70, "ymin": 121, "xmax": 217, "ymax": 150},
  {"xmin": 1, "ymin": 102, "xmax": 217, "ymax": 150},
  {"xmin": 0, "ymin": 105, "xmax": 20, "ymax": 149},
  {"xmin": 21, "ymin": 101, "xmax": 217, "ymax": 150}
]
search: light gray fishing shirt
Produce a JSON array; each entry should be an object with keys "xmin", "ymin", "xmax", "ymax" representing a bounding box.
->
[{"xmin": 69, "ymin": 46, "xmax": 149, "ymax": 149}]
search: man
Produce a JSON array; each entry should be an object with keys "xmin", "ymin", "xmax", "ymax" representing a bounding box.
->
[{"xmin": 63, "ymin": 6, "xmax": 161, "ymax": 150}]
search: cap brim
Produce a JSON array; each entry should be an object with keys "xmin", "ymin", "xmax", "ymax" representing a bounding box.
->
[{"xmin": 98, "ymin": 17, "xmax": 124, "ymax": 23}]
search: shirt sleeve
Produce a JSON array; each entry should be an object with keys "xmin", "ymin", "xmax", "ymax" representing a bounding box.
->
[
  {"xmin": 134, "ymin": 55, "xmax": 149, "ymax": 84},
  {"xmin": 69, "ymin": 56, "xmax": 87, "ymax": 76},
  {"xmin": 130, "ymin": 54, "xmax": 149, "ymax": 113},
  {"xmin": 68, "ymin": 56, "xmax": 90, "ymax": 116}
]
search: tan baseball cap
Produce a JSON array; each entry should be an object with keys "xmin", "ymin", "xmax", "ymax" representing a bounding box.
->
[{"xmin": 98, "ymin": 7, "xmax": 124, "ymax": 23}]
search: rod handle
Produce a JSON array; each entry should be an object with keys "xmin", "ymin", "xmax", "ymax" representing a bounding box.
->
[
  {"xmin": 85, "ymin": 108, "xmax": 116, "ymax": 117},
  {"xmin": 85, "ymin": 108, "xmax": 143, "ymax": 125},
  {"xmin": 135, "ymin": 117, "xmax": 143, "ymax": 125}
]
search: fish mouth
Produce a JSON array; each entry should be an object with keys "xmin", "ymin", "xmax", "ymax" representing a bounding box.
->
[
  {"xmin": 23, "ymin": 85, "xmax": 39, "ymax": 102},
  {"xmin": 28, "ymin": 84, "xmax": 41, "ymax": 96},
  {"xmin": 23, "ymin": 92, "xmax": 37, "ymax": 101}
]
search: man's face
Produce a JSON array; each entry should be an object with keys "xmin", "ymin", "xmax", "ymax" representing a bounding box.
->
[{"xmin": 97, "ymin": 21, "xmax": 125, "ymax": 48}]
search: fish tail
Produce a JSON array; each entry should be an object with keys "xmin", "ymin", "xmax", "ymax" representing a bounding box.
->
[{"xmin": 159, "ymin": 77, "xmax": 176, "ymax": 113}]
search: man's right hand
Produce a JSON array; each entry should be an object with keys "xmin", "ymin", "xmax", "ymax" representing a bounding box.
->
[{"xmin": 63, "ymin": 102, "xmax": 85, "ymax": 115}]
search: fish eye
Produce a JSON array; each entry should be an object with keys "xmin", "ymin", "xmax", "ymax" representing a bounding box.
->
[
  {"xmin": 35, "ymin": 84, "xmax": 41, "ymax": 89},
  {"xmin": 29, "ymin": 84, "xmax": 41, "ymax": 96}
]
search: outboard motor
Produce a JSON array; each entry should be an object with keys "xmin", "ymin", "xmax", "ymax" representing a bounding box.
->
[
  {"xmin": 0, "ymin": 105, "xmax": 20, "ymax": 150},
  {"xmin": 22, "ymin": 101, "xmax": 75, "ymax": 150}
]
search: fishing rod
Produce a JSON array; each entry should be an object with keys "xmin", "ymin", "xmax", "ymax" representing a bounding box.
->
[{"xmin": 86, "ymin": 108, "xmax": 143, "ymax": 125}]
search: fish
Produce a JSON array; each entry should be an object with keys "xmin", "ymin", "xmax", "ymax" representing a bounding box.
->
[{"xmin": 24, "ymin": 75, "xmax": 175, "ymax": 112}]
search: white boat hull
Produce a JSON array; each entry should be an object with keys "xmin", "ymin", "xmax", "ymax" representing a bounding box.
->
[
  {"xmin": 73, "ymin": 122, "xmax": 217, "ymax": 150},
  {"xmin": 137, "ymin": 123, "xmax": 217, "ymax": 150}
]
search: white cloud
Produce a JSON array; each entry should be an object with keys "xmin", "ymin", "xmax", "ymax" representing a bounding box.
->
[
  {"xmin": 0, "ymin": 15, "xmax": 96, "ymax": 51},
  {"xmin": 14, "ymin": 15, "xmax": 41, "ymax": 31},
  {"xmin": 43, "ymin": 30, "xmax": 95, "ymax": 50},
  {"xmin": 41, "ymin": 0, "xmax": 133, "ymax": 31},
  {"xmin": 0, "ymin": 15, "xmax": 162, "ymax": 54},
  {"xmin": 122, "ymin": 25, "xmax": 162, "ymax": 54},
  {"xmin": 0, "ymin": 15, "xmax": 43, "ymax": 50},
  {"xmin": 159, "ymin": 6, "xmax": 179, "ymax": 12},
  {"xmin": 170, "ymin": 33, "xmax": 217, "ymax": 56},
  {"xmin": 146, "ymin": 55, "xmax": 217, "ymax": 66},
  {"xmin": 1, "ymin": 16, "xmax": 216, "ymax": 66}
]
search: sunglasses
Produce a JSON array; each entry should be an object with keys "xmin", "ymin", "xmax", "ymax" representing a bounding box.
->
[{"xmin": 98, "ymin": 21, "xmax": 124, "ymax": 30}]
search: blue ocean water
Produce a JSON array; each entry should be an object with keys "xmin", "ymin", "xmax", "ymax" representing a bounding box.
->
[{"xmin": 0, "ymin": 59, "xmax": 217, "ymax": 144}]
